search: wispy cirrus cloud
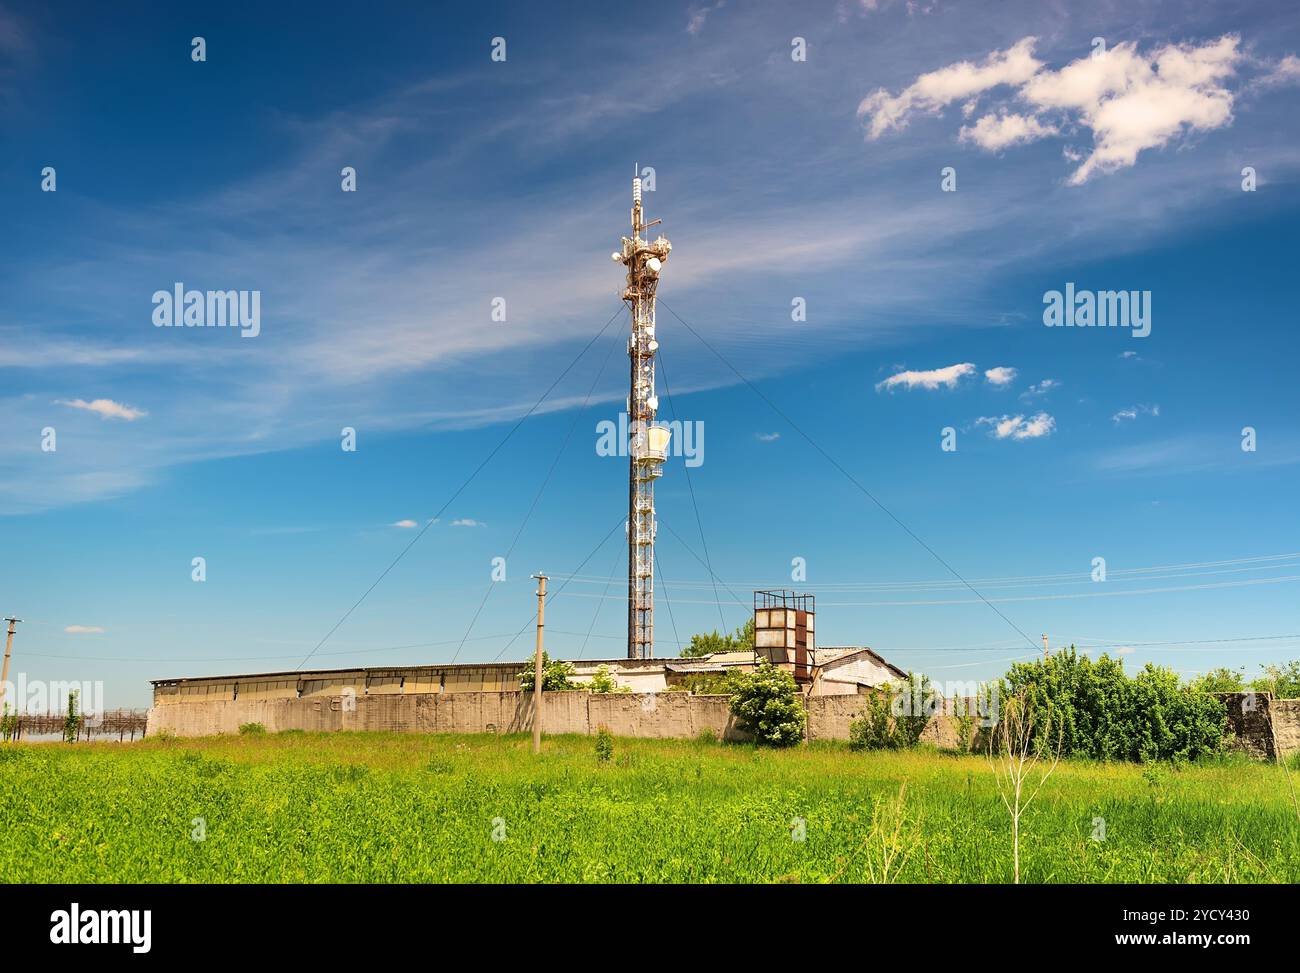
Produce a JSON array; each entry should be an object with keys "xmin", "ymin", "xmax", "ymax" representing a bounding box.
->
[
  {"xmin": 1112, "ymin": 404, "xmax": 1160, "ymax": 424},
  {"xmin": 54, "ymin": 398, "xmax": 147, "ymax": 421},
  {"xmin": 1020, "ymin": 378, "xmax": 1060, "ymax": 398}
]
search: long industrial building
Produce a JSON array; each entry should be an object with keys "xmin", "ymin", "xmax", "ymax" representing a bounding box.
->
[{"xmin": 150, "ymin": 646, "xmax": 906, "ymax": 707}]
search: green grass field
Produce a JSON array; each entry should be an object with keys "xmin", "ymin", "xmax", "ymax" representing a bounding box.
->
[{"xmin": 2, "ymin": 731, "xmax": 1298, "ymax": 883}]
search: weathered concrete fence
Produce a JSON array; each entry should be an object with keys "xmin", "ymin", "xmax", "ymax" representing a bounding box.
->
[
  {"xmin": 147, "ymin": 691, "xmax": 749, "ymax": 741},
  {"xmin": 146, "ymin": 690, "xmax": 1300, "ymax": 758}
]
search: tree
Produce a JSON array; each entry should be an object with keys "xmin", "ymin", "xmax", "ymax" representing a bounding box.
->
[
  {"xmin": 1252, "ymin": 661, "xmax": 1300, "ymax": 699},
  {"xmin": 728, "ymin": 661, "xmax": 805, "ymax": 747},
  {"xmin": 63, "ymin": 690, "xmax": 81, "ymax": 743},
  {"xmin": 1004, "ymin": 648, "xmax": 1226, "ymax": 762},
  {"xmin": 683, "ymin": 618, "xmax": 754, "ymax": 658},
  {"xmin": 518, "ymin": 652, "xmax": 577, "ymax": 692},
  {"xmin": 1193, "ymin": 667, "xmax": 1247, "ymax": 693}
]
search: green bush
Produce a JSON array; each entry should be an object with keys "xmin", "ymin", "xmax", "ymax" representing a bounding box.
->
[
  {"xmin": 696, "ymin": 728, "xmax": 717, "ymax": 744},
  {"xmin": 847, "ymin": 676, "xmax": 934, "ymax": 751},
  {"xmin": 63, "ymin": 691, "xmax": 81, "ymax": 743},
  {"xmin": 586, "ymin": 665, "xmax": 629, "ymax": 694},
  {"xmin": 1251, "ymin": 661, "xmax": 1300, "ymax": 699},
  {"xmin": 1004, "ymin": 649, "xmax": 1226, "ymax": 762},
  {"xmin": 680, "ymin": 672, "xmax": 739, "ymax": 695},
  {"xmin": 595, "ymin": 727, "xmax": 614, "ymax": 763},
  {"xmin": 728, "ymin": 662, "xmax": 805, "ymax": 747},
  {"xmin": 518, "ymin": 652, "xmax": 577, "ymax": 692},
  {"xmin": 683, "ymin": 618, "xmax": 755, "ymax": 657},
  {"xmin": 238, "ymin": 722, "xmax": 266, "ymax": 736},
  {"xmin": 1192, "ymin": 667, "xmax": 1247, "ymax": 693}
]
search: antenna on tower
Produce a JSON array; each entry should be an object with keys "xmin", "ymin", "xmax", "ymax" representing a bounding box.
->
[{"xmin": 614, "ymin": 169, "xmax": 672, "ymax": 659}]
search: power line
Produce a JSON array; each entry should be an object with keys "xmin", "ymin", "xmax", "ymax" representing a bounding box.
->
[
  {"xmin": 450, "ymin": 321, "xmax": 624, "ymax": 663},
  {"xmin": 578, "ymin": 544, "xmax": 625, "ymax": 658},
  {"xmin": 656, "ymin": 518, "xmax": 751, "ymax": 611},
  {"xmin": 490, "ymin": 515, "xmax": 628, "ymax": 662},
  {"xmin": 657, "ymin": 298, "xmax": 1039, "ymax": 651},
  {"xmin": 550, "ymin": 572, "xmax": 1300, "ymax": 606},
  {"xmin": 655, "ymin": 345, "xmax": 726, "ymax": 631},
  {"xmin": 655, "ymin": 545, "xmax": 683, "ymax": 657},
  {"xmin": 547, "ymin": 551, "xmax": 1300, "ymax": 592},
  {"xmin": 292, "ymin": 303, "xmax": 628, "ymax": 671}
]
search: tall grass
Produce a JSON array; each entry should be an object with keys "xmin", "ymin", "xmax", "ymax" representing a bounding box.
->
[{"xmin": 0, "ymin": 732, "xmax": 1295, "ymax": 883}]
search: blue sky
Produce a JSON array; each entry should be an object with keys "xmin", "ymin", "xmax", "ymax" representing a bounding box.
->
[{"xmin": 2, "ymin": 0, "xmax": 1299, "ymax": 709}]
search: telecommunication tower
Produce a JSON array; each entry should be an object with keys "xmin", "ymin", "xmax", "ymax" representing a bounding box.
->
[{"xmin": 612, "ymin": 167, "xmax": 672, "ymax": 659}]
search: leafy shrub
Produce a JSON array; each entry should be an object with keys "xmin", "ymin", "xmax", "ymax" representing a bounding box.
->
[
  {"xmin": 518, "ymin": 652, "xmax": 577, "ymax": 692},
  {"xmin": 683, "ymin": 618, "xmax": 754, "ymax": 657},
  {"xmin": 1251, "ymin": 661, "xmax": 1300, "ymax": 699},
  {"xmin": 696, "ymin": 728, "xmax": 717, "ymax": 744},
  {"xmin": 595, "ymin": 726, "xmax": 614, "ymax": 763},
  {"xmin": 238, "ymin": 722, "xmax": 266, "ymax": 736},
  {"xmin": 1003, "ymin": 649, "xmax": 1226, "ymax": 762},
  {"xmin": 63, "ymin": 691, "xmax": 81, "ymax": 743},
  {"xmin": 586, "ymin": 665, "xmax": 629, "ymax": 694},
  {"xmin": 953, "ymin": 709, "xmax": 976, "ymax": 754},
  {"xmin": 848, "ymin": 675, "xmax": 937, "ymax": 752},
  {"xmin": 680, "ymin": 672, "xmax": 739, "ymax": 695},
  {"xmin": 1192, "ymin": 667, "xmax": 1247, "ymax": 693},
  {"xmin": 728, "ymin": 662, "xmax": 805, "ymax": 747}
]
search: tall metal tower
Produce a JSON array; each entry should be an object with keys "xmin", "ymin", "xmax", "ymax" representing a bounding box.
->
[{"xmin": 613, "ymin": 168, "xmax": 672, "ymax": 659}]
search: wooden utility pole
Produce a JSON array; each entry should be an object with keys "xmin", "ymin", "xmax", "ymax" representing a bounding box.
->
[
  {"xmin": 1042, "ymin": 633, "xmax": 1049, "ymax": 661},
  {"xmin": 0, "ymin": 617, "xmax": 20, "ymax": 715},
  {"xmin": 532, "ymin": 574, "xmax": 547, "ymax": 754}
]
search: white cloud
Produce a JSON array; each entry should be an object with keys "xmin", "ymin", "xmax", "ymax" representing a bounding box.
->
[
  {"xmin": 977, "ymin": 412, "xmax": 1056, "ymax": 440},
  {"xmin": 960, "ymin": 112, "xmax": 1057, "ymax": 150},
  {"xmin": 1112, "ymin": 404, "xmax": 1159, "ymax": 424},
  {"xmin": 861, "ymin": 34, "xmax": 1249, "ymax": 183},
  {"xmin": 64, "ymin": 625, "xmax": 105, "ymax": 634},
  {"xmin": 984, "ymin": 365, "xmax": 1017, "ymax": 386},
  {"xmin": 859, "ymin": 38, "xmax": 1043, "ymax": 138},
  {"xmin": 686, "ymin": 1, "xmax": 725, "ymax": 36},
  {"xmin": 1020, "ymin": 378, "xmax": 1059, "ymax": 398},
  {"xmin": 1260, "ymin": 54, "xmax": 1300, "ymax": 88},
  {"xmin": 450, "ymin": 518, "xmax": 484, "ymax": 527},
  {"xmin": 756, "ymin": 432, "xmax": 781, "ymax": 442},
  {"xmin": 1116, "ymin": 645, "xmax": 1136, "ymax": 655},
  {"xmin": 876, "ymin": 362, "xmax": 976, "ymax": 391},
  {"xmin": 390, "ymin": 519, "xmax": 419, "ymax": 528},
  {"xmin": 54, "ymin": 398, "xmax": 147, "ymax": 421},
  {"xmin": 1029, "ymin": 37, "xmax": 1243, "ymax": 185},
  {"xmin": 1119, "ymin": 350, "xmax": 1139, "ymax": 360}
]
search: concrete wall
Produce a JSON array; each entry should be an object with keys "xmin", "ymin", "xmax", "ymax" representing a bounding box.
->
[
  {"xmin": 146, "ymin": 689, "xmax": 1300, "ymax": 758},
  {"xmin": 145, "ymin": 690, "xmax": 750, "ymax": 741},
  {"xmin": 1218, "ymin": 692, "xmax": 1275, "ymax": 759},
  {"xmin": 1270, "ymin": 698, "xmax": 1300, "ymax": 760}
]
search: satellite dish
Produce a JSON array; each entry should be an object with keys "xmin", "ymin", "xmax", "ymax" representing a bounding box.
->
[{"xmin": 645, "ymin": 257, "xmax": 662, "ymax": 274}]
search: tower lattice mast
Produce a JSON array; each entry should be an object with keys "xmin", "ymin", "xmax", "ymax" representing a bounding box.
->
[{"xmin": 614, "ymin": 168, "xmax": 672, "ymax": 659}]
